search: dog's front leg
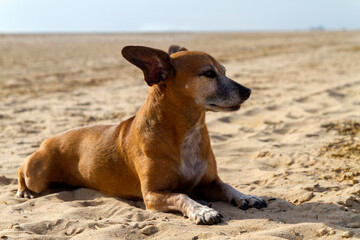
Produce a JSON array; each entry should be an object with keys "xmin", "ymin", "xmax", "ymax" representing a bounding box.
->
[
  {"xmin": 144, "ymin": 192, "xmax": 223, "ymax": 225},
  {"xmin": 197, "ymin": 178, "xmax": 267, "ymax": 210}
]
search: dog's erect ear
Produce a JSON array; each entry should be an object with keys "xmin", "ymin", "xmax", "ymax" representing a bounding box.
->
[
  {"xmin": 168, "ymin": 45, "xmax": 188, "ymax": 55},
  {"xmin": 122, "ymin": 46, "xmax": 173, "ymax": 86}
]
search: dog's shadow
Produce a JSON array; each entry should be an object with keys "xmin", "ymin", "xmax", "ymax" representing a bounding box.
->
[
  {"xmin": 7, "ymin": 180, "xmax": 360, "ymax": 232},
  {"xmin": 211, "ymin": 196, "xmax": 360, "ymax": 232},
  {"xmin": 46, "ymin": 186, "xmax": 360, "ymax": 231},
  {"xmin": 42, "ymin": 184, "xmax": 147, "ymax": 209}
]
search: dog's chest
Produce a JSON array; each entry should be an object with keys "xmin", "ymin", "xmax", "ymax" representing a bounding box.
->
[{"xmin": 179, "ymin": 125, "xmax": 207, "ymax": 184}]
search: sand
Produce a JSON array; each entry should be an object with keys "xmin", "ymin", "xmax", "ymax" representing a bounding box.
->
[{"xmin": 1, "ymin": 31, "xmax": 360, "ymax": 239}]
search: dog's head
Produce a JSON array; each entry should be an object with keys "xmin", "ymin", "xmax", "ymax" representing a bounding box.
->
[{"xmin": 122, "ymin": 45, "xmax": 251, "ymax": 112}]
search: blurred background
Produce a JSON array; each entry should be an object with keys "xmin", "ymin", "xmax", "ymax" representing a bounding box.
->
[{"xmin": 1, "ymin": 0, "xmax": 360, "ymax": 33}]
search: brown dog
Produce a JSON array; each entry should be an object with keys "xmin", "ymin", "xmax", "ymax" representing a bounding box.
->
[{"xmin": 16, "ymin": 45, "xmax": 266, "ymax": 224}]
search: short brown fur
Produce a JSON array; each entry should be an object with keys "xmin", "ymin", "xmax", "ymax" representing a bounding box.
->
[{"xmin": 17, "ymin": 45, "xmax": 266, "ymax": 224}]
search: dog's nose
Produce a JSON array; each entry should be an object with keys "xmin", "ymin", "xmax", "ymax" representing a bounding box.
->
[{"xmin": 242, "ymin": 88, "xmax": 251, "ymax": 100}]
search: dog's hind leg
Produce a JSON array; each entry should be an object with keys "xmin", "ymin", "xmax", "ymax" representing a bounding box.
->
[
  {"xmin": 16, "ymin": 165, "xmax": 35, "ymax": 198},
  {"xmin": 16, "ymin": 150, "xmax": 52, "ymax": 198}
]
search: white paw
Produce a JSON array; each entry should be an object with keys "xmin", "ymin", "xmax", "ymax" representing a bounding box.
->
[
  {"xmin": 16, "ymin": 189, "xmax": 35, "ymax": 199},
  {"xmin": 188, "ymin": 205, "xmax": 223, "ymax": 225}
]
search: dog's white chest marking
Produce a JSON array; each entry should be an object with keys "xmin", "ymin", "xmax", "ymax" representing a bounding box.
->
[{"xmin": 180, "ymin": 124, "xmax": 207, "ymax": 184}]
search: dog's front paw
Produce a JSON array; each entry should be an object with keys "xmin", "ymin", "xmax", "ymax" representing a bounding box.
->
[
  {"xmin": 224, "ymin": 184, "xmax": 267, "ymax": 210},
  {"xmin": 231, "ymin": 194, "xmax": 267, "ymax": 210},
  {"xmin": 188, "ymin": 205, "xmax": 223, "ymax": 225}
]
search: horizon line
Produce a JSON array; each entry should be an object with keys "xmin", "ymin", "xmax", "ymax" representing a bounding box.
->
[{"xmin": 0, "ymin": 28, "xmax": 358, "ymax": 35}]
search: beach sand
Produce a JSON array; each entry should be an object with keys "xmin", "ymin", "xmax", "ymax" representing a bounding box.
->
[{"xmin": 1, "ymin": 31, "xmax": 360, "ymax": 239}]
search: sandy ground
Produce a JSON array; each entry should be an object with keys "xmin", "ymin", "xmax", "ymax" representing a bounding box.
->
[{"xmin": 1, "ymin": 31, "xmax": 360, "ymax": 239}]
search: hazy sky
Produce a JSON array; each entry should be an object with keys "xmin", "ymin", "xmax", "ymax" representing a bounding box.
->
[{"xmin": 0, "ymin": 0, "xmax": 359, "ymax": 33}]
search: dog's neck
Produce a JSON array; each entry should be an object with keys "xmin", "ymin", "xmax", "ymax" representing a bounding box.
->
[{"xmin": 140, "ymin": 84, "xmax": 205, "ymax": 140}]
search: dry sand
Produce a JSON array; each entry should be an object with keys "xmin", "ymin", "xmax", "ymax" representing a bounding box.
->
[{"xmin": 1, "ymin": 31, "xmax": 360, "ymax": 239}]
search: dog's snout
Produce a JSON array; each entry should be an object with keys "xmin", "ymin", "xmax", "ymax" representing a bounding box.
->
[{"xmin": 241, "ymin": 87, "xmax": 251, "ymax": 100}]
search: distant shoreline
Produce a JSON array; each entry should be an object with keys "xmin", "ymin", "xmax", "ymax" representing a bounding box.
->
[{"xmin": 0, "ymin": 29, "xmax": 358, "ymax": 35}]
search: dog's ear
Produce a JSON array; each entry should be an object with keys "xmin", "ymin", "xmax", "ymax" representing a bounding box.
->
[
  {"xmin": 168, "ymin": 45, "xmax": 188, "ymax": 55},
  {"xmin": 122, "ymin": 46, "xmax": 173, "ymax": 86}
]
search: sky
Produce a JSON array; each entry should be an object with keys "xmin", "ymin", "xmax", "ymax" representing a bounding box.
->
[{"xmin": 0, "ymin": 0, "xmax": 359, "ymax": 33}]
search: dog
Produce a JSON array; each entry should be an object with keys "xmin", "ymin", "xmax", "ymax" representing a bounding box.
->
[{"xmin": 16, "ymin": 45, "xmax": 266, "ymax": 225}]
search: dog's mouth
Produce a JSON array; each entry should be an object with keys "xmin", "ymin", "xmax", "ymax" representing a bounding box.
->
[{"xmin": 206, "ymin": 103, "xmax": 241, "ymax": 112}]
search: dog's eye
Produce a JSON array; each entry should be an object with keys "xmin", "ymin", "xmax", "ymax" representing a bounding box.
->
[{"xmin": 201, "ymin": 70, "xmax": 217, "ymax": 78}]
